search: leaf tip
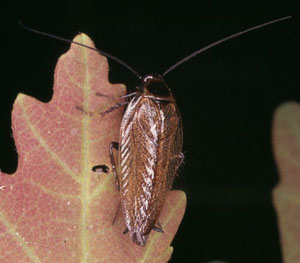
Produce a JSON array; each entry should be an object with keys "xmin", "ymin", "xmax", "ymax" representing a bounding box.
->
[
  {"xmin": 13, "ymin": 93, "xmax": 27, "ymax": 106},
  {"xmin": 72, "ymin": 33, "xmax": 96, "ymax": 49},
  {"xmin": 273, "ymin": 101, "xmax": 300, "ymax": 123},
  {"xmin": 173, "ymin": 189, "xmax": 187, "ymax": 207}
]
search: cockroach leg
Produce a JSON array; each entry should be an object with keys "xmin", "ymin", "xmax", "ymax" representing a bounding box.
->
[
  {"xmin": 101, "ymin": 101, "xmax": 129, "ymax": 116},
  {"xmin": 110, "ymin": 142, "xmax": 120, "ymax": 190},
  {"xmin": 174, "ymin": 153, "xmax": 185, "ymax": 177},
  {"xmin": 177, "ymin": 152, "xmax": 185, "ymax": 168},
  {"xmin": 112, "ymin": 201, "xmax": 121, "ymax": 225},
  {"xmin": 99, "ymin": 92, "xmax": 137, "ymax": 116},
  {"xmin": 75, "ymin": 105, "xmax": 93, "ymax": 116},
  {"xmin": 95, "ymin": 92, "xmax": 111, "ymax": 99},
  {"xmin": 92, "ymin": 144, "xmax": 122, "ymax": 225},
  {"xmin": 120, "ymin": 92, "xmax": 137, "ymax": 99},
  {"xmin": 170, "ymin": 153, "xmax": 185, "ymax": 172},
  {"xmin": 108, "ymin": 142, "xmax": 123, "ymax": 225},
  {"xmin": 77, "ymin": 93, "xmax": 130, "ymax": 117},
  {"xmin": 153, "ymin": 222, "xmax": 164, "ymax": 233}
]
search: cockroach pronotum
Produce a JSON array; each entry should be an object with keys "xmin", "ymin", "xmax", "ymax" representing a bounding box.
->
[{"xmin": 19, "ymin": 16, "xmax": 291, "ymax": 246}]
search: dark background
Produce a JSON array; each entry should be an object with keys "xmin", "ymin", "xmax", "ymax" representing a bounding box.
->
[{"xmin": 0, "ymin": 1, "xmax": 298, "ymax": 263}]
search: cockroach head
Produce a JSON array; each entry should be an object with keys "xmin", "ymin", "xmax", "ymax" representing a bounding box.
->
[{"xmin": 142, "ymin": 74, "xmax": 171, "ymax": 98}]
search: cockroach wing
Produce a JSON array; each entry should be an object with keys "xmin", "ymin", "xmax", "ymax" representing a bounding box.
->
[
  {"xmin": 159, "ymin": 100, "xmax": 183, "ymax": 191},
  {"xmin": 118, "ymin": 94, "xmax": 183, "ymax": 245}
]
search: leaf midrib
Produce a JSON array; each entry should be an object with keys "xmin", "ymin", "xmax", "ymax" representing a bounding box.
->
[{"xmin": 79, "ymin": 36, "xmax": 91, "ymax": 263}]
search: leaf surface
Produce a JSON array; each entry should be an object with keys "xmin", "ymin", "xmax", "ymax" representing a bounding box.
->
[
  {"xmin": 272, "ymin": 102, "xmax": 300, "ymax": 263},
  {"xmin": 0, "ymin": 34, "xmax": 186, "ymax": 263}
]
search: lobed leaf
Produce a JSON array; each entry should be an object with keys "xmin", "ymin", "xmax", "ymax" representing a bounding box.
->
[{"xmin": 0, "ymin": 34, "xmax": 186, "ymax": 263}]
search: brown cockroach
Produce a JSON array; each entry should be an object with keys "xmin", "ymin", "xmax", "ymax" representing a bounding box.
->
[
  {"xmin": 106, "ymin": 73, "xmax": 184, "ymax": 245},
  {"xmin": 19, "ymin": 16, "xmax": 291, "ymax": 246}
]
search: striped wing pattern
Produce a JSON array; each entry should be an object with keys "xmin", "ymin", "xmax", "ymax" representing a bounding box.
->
[{"xmin": 118, "ymin": 94, "xmax": 182, "ymax": 243}]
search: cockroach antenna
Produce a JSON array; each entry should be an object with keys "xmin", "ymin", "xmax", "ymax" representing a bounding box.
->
[
  {"xmin": 163, "ymin": 16, "xmax": 292, "ymax": 76},
  {"xmin": 19, "ymin": 17, "xmax": 291, "ymax": 79},
  {"xmin": 18, "ymin": 20, "xmax": 142, "ymax": 80}
]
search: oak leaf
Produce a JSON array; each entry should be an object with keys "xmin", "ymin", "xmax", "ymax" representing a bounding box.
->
[
  {"xmin": 0, "ymin": 34, "xmax": 186, "ymax": 263},
  {"xmin": 272, "ymin": 102, "xmax": 300, "ymax": 263}
]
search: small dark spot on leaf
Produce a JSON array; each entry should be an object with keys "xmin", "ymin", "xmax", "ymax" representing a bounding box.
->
[{"xmin": 92, "ymin": 164, "xmax": 109, "ymax": 173}]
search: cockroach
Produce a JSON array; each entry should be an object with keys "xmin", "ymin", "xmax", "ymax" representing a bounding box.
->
[
  {"xmin": 19, "ymin": 16, "xmax": 291, "ymax": 246},
  {"xmin": 105, "ymin": 73, "xmax": 184, "ymax": 245}
]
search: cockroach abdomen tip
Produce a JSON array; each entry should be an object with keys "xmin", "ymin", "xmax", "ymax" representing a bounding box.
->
[{"xmin": 130, "ymin": 231, "xmax": 148, "ymax": 246}]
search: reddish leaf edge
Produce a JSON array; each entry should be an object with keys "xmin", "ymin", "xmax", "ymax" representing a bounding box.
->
[{"xmin": 0, "ymin": 33, "xmax": 187, "ymax": 263}]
